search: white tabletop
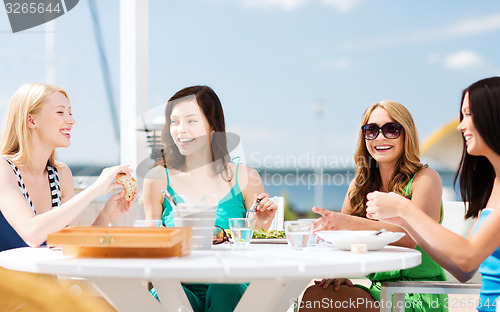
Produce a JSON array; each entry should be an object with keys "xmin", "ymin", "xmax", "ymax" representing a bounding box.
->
[{"xmin": 0, "ymin": 244, "xmax": 421, "ymax": 312}]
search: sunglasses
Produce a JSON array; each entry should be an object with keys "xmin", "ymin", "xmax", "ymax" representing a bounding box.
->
[
  {"xmin": 361, "ymin": 122, "xmax": 403, "ymax": 140},
  {"xmin": 213, "ymin": 225, "xmax": 231, "ymax": 245}
]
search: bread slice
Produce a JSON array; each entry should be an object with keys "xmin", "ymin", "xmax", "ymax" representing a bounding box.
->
[{"xmin": 115, "ymin": 173, "xmax": 137, "ymax": 201}]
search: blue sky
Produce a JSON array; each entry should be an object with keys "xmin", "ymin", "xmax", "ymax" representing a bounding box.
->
[{"xmin": 1, "ymin": 0, "xmax": 500, "ymax": 170}]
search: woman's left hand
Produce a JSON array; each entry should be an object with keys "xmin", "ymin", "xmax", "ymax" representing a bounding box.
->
[
  {"xmin": 95, "ymin": 188, "xmax": 138, "ymax": 225},
  {"xmin": 253, "ymin": 193, "xmax": 277, "ymax": 230}
]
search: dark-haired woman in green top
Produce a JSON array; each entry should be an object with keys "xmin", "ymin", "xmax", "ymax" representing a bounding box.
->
[
  {"xmin": 143, "ymin": 85, "xmax": 277, "ymax": 312},
  {"xmin": 299, "ymin": 100, "xmax": 447, "ymax": 312}
]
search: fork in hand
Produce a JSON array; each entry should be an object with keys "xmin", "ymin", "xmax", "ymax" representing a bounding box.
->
[{"xmin": 246, "ymin": 198, "xmax": 262, "ymax": 219}]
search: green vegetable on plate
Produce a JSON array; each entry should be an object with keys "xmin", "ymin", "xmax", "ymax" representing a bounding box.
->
[{"xmin": 225, "ymin": 229, "xmax": 285, "ymax": 239}]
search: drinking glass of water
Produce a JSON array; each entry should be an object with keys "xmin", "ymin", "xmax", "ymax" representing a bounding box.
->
[
  {"xmin": 285, "ymin": 221, "xmax": 311, "ymax": 250},
  {"xmin": 229, "ymin": 218, "xmax": 256, "ymax": 247},
  {"xmin": 298, "ymin": 219, "xmax": 319, "ymax": 247}
]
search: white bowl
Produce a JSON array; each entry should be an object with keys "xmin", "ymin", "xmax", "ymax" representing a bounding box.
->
[{"xmin": 316, "ymin": 230, "xmax": 405, "ymax": 251}]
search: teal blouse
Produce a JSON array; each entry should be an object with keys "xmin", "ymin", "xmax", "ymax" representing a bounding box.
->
[
  {"xmin": 473, "ymin": 208, "xmax": 500, "ymax": 312},
  {"xmin": 161, "ymin": 163, "xmax": 246, "ymax": 229}
]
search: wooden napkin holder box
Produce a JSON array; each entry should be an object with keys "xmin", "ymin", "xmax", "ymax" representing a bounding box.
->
[{"xmin": 47, "ymin": 226, "xmax": 191, "ymax": 258}]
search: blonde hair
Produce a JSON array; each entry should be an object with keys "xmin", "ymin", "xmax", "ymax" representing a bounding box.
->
[
  {"xmin": 349, "ymin": 100, "xmax": 424, "ymax": 217},
  {"xmin": 0, "ymin": 83, "xmax": 69, "ymax": 167}
]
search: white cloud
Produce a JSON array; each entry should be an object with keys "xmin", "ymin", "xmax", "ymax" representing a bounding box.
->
[
  {"xmin": 335, "ymin": 13, "xmax": 500, "ymax": 53},
  {"xmin": 426, "ymin": 50, "xmax": 483, "ymax": 69},
  {"xmin": 443, "ymin": 50, "xmax": 483, "ymax": 69},
  {"xmin": 236, "ymin": 0, "xmax": 361, "ymax": 12},
  {"xmin": 438, "ymin": 14, "xmax": 500, "ymax": 39},
  {"xmin": 404, "ymin": 14, "xmax": 500, "ymax": 45}
]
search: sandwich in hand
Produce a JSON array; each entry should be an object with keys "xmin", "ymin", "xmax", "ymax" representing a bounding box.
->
[{"xmin": 115, "ymin": 173, "xmax": 137, "ymax": 201}]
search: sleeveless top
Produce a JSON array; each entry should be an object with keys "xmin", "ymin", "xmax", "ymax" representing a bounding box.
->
[
  {"xmin": 0, "ymin": 157, "xmax": 61, "ymax": 252},
  {"xmin": 362, "ymin": 172, "xmax": 448, "ymax": 312},
  {"xmin": 161, "ymin": 162, "xmax": 246, "ymax": 229},
  {"xmin": 473, "ymin": 209, "xmax": 500, "ymax": 312}
]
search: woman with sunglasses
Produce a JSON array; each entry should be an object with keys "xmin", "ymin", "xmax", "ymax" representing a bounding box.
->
[
  {"xmin": 367, "ymin": 78, "xmax": 500, "ymax": 312},
  {"xmin": 299, "ymin": 100, "xmax": 447, "ymax": 312},
  {"xmin": 143, "ymin": 85, "xmax": 277, "ymax": 312}
]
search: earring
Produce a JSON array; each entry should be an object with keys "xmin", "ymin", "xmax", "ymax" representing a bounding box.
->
[{"xmin": 28, "ymin": 115, "xmax": 36, "ymax": 128}]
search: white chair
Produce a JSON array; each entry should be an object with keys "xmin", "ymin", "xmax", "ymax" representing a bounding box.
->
[
  {"xmin": 440, "ymin": 201, "xmax": 475, "ymax": 238},
  {"xmin": 268, "ymin": 196, "xmax": 285, "ymax": 231},
  {"xmin": 379, "ymin": 201, "xmax": 481, "ymax": 312}
]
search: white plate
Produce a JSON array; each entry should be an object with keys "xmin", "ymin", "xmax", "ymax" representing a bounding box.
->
[
  {"xmin": 316, "ymin": 230, "xmax": 405, "ymax": 251},
  {"xmin": 250, "ymin": 238, "xmax": 288, "ymax": 244}
]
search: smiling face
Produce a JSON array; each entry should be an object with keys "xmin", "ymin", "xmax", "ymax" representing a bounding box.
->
[
  {"xmin": 29, "ymin": 92, "xmax": 75, "ymax": 148},
  {"xmin": 365, "ymin": 107, "xmax": 404, "ymax": 166},
  {"xmin": 457, "ymin": 92, "xmax": 489, "ymax": 156},
  {"xmin": 169, "ymin": 97, "xmax": 213, "ymax": 157}
]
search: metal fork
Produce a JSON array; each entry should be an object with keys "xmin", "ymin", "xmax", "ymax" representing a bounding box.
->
[{"xmin": 246, "ymin": 198, "xmax": 262, "ymax": 219}]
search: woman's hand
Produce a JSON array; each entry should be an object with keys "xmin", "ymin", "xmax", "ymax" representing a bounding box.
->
[
  {"xmin": 89, "ymin": 165, "xmax": 134, "ymax": 197},
  {"xmin": 253, "ymin": 193, "xmax": 277, "ymax": 230},
  {"xmin": 314, "ymin": 278, "xmax": 354, "ymax": 291},
  {"xmin": 366, "ymin": 191, "xmax": 409, "ymax": 223},
  {"xmin": 312, "ymin": 207, "xmax": 353, "ymax": 231},
  {"xmin": 94, "ymin": 188, "xmax": 138, "ymax": 226}
]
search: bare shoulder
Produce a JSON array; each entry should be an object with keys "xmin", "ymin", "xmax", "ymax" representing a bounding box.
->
[
  {"xmin": 413, "ymin": 167, "xmax": 442, "ymax": 186},
  {"xmin": 240, "ymin": 163, "xmax": 259, "ymax": 176},
  {"xmin": 342, "ymin": 178, "xmax": 356, "ymax": 201},
  {"xmin": 340, "ymin": 179, "xmax": 357, "ymax": 214},
  {"xmin": 144, "ymin": 165, "xmax": 167, "ymax": 181},
  {"xmin": 54, "ymin": 162, "xmax": 74, "ymax": 197},
  {"xmin": 228, "ymin": 163, "xmax": 263, "ymax": 196},
  {"xmin": 0, "ymin": 158, "xmax": 18, "ymax": 187},
  {"xmin": 143, "ymin": 166, "xmax": 167, "ymax": 213},
  {"xmin": 232, "ymin": 163, "xmax": 261, "ymax": 184},
  {"xmin": 143, "ymin": 165, "xmax": 168, "ymax": 194},
  {"xmin": 0, "ymin": 157, "xmax": 13, "ymax": 173},
  {"xmin": 410, "ymin": 167, "xmax": 443, "ymax": 202},
  {"xmin": 0, "ymin": 159, "xmax": 31, "ymax": 215},
  {"xmin": 55, "ymin": 162, "xmax": 73, "ymax": 181},
  {"xmin": 347, "ymin": 178, "xmax": 356, "ymax": 191}
]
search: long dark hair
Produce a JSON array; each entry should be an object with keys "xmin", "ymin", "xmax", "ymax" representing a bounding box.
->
[
  {"xmin": 455, "ymin": 77, "xmax": 500, "ymax": 219},
  {"xmin": 160, "ymin": 85, "xmax": 232, "ymax": 181}
]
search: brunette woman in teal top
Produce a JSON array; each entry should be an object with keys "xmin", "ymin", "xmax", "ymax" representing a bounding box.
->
[
  {"xmin": 143, "ymin": 85, "xmax": 277, "ymax": 312},
  {"xmin": 367, "ymin": 77, "xmax": 500, "ymax": 312}
]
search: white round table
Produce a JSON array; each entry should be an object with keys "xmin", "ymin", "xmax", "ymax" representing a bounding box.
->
[{"xmin": 0, "ymin": 244, "xmax": 421, "ymax": 312}]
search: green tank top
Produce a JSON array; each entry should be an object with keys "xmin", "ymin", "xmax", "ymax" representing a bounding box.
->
[
  {"xmin": 361, "ymin": 172, "xmax": 448, "ymax": 311},
  {"xmin": 368, "ymin": 173, "xmax": 446, "ymax": 283},
  {"xmin": 161, "ymin": 162, "xmax": 246, "ymax": 229}
]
